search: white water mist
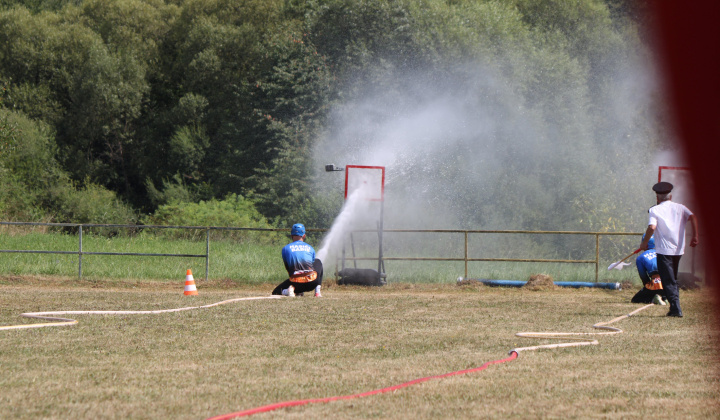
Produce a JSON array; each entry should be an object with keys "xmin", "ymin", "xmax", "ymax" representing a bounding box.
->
[
  {"xmin": 316, "ymin": 183, "xmax": 378, "ymax": 264},
  {"xmin": 310, "ymin": 28, "xmax": 686, "ymax": 278}
]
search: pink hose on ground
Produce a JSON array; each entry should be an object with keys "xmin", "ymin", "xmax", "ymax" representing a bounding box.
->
[{"xmin": 206, "ymin": 352, "xmax": 518, "ymax": 420}]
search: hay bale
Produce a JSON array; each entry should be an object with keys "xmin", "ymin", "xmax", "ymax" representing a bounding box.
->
[
  {"xmin": 620, "ymin": 280, "xmax": 635, "ymax": 290},
  {"xmin": 524, "ymin": 274, "xmax": 557, "ymax": 290},
  {"xmin": 456, "ymin": 279, "xmax": 484, "ymax": 287}
]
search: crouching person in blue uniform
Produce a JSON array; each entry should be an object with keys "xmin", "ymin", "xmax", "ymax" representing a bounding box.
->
[
  {"xmin": 272, "ymin": 223, "xmax": 323, "ymax": 297},
  {"xmin": 632, "ymin": 234, "xmax": 667, "ymax": 305}
]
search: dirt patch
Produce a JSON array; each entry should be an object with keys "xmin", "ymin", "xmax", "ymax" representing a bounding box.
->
[
  {"xmin": 523, "ymin": 274, "xmax": 557, "ymax": 291},
  {"xmin": 0, "ymin": 274, "xmax": 178, "ymax": 290},
  {"xmin": 322, "ymin": 278, "xmax": 338, "ymax": 288},
  {"xmin": 620, "ymin": 280, "xmax": 634, "ymax": 291},
  {"xmin": 203, "ymin": 277, "xmax": 246, "ymax": 289},
  {"xmin": 0, "ymin": 274, "xmax": 272, "ymax": 292},
  {"xmin": 456, "ymin": 279, "xmax": 484, "ymax": 288}
]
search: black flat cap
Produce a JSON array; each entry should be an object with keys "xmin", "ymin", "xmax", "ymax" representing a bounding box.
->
[{"xmin": 652, "ymin": 181, "xmax": 673, "ymax": 194}]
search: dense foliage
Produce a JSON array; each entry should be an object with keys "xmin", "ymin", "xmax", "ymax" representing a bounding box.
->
[{"xmin": 0, "ymin": 0, "xmax": 663, "ymax": 232}]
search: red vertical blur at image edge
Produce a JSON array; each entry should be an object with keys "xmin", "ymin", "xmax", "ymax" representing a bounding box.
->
[{"xmin": 649, "ymin": 2, "xmax": 720, "ymax": 311}]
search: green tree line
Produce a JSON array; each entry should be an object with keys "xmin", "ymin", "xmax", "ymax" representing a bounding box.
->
[{"xmin": 0, "ymin": 0, "xmax": 658, "ymax": 232}]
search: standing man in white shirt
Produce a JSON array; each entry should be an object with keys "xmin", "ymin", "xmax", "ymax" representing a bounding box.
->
[{"xmin": 638, "ymin": 182, "xmax": 699, "ymax": 317}]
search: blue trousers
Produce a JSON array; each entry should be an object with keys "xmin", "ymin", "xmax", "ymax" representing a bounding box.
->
[{"xmin": 657, "ymin": 254, "xmax": 682, "ymax": 312}]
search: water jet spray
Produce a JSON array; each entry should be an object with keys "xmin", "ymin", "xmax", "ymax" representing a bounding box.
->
[{"xmin": 319, "ymin": 165, "xmax": 386, "ymax": 285}]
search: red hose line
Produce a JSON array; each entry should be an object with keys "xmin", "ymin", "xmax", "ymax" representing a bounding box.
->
[{"xmin": 206, "ymin": 351, "xmax": 518, "ymax": 420}]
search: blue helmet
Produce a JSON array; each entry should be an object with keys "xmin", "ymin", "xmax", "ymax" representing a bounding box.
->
[
  {"xmin": 291, "ymin": 223, "xmax": 306, "ymax": 236},
  {"xmin": 643, "ymin": 233, "xmax": 655, "ymax": 250}
]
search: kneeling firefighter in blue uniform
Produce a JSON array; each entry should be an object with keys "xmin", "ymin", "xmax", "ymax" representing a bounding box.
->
[
  {"xmin": 272, "ymin": 223, "xmax": 323, "ymax": 297},
  {"xmin": 632, "ymin": 234, "xmax": 667, "ymax": 305}
]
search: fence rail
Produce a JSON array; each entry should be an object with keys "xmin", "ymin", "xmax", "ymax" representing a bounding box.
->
[
  {"xmin": 0, "ymin": 222, "xmax": 306, "ymax": 281},
  {"xmin": 338, "ymin": 229, "xmax": 641, "ymax": 281},
  {"xmin": 1, "ymin": 222, "xmax": 640, "ymax": 282}
]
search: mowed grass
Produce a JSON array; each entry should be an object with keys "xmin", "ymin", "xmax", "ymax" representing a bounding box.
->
[{"xmin": 0, "ymin": 278, "xmax": 718, "ymax": 419}]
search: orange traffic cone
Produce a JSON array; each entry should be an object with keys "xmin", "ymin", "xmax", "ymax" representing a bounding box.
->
[{"xmin": 184, "ymin": 269, "xmax": 198, "ymax": 296}]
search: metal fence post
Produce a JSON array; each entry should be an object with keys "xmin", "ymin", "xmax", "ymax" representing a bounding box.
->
[
  {"xmin": 78, "ymin": 225, "xmax": 83, "ymax": 280},
  {"xmin": 595, "ymin": 233, "xmax": 600, "ymax": 282},
  {"xmin": 205, "ymin": 228, "xmax": 210, "ymax": 281},
  {"xmin": 464, "ymin": 231, "xmax": 469, "ymax": 280}
]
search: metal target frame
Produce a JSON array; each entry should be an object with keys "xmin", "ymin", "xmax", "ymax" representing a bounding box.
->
[{"xmin": 342, "ymin": 165, "xmax": 387, "ymax": 284}]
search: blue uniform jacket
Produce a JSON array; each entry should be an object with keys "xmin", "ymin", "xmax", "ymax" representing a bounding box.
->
[
  {"xmin": 281, "ymin": 240, "xmax": 316, "ymax": 276},
  {"xmin": 635, "ymin": 249, "xmax": 658, "ymax": 286}
]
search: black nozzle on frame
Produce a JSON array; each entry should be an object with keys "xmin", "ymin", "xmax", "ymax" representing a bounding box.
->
[{"xmin": 325, "ymin": 164, "xmax": 345, "ymax": 172}]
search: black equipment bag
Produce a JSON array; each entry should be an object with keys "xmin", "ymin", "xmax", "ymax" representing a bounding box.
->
[{"xmin": 337, "ymin": 268, "xmax": 386, "ymax": 286}]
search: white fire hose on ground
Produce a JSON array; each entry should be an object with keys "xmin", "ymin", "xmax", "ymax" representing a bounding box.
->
[
  {"xmin": 0, "ymin": 296, "xmax": 282, "ymax": 331},
  {"xmin": 510, "ymin": 303, "xmax": 654, "ymax": 354}
]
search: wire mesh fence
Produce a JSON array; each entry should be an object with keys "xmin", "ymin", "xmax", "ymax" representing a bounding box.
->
[{"xmin": 1, "ymin": 222, "xmax": 652, "ymax": 283}]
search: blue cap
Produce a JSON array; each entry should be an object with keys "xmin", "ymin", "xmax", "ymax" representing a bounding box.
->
[{"xmin": 291, "ymin": 223, "xmax": 305, "ymax": 236}]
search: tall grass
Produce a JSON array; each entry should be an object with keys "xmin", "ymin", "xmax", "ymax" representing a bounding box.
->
[
  {"xmin": 0, "ymin": 232, "xmax": 285, "ymax": 283},
  {"xmin": 0, "ymin": 230, "xmax": 664, "ymax": 286}
]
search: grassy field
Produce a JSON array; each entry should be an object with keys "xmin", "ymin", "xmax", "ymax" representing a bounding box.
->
[
  {"xmin": 0, "ymin": 277, "xmax": 718, "ymax": 419},
  {"xmin": 0, "ymin": 232, "xmax": 286, "ymax": 283}
]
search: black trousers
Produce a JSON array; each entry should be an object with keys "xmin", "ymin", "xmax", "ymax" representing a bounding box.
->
[
  {"xmin": 657, "ymin": 254, "xmax": 682, "ymax": 311},
  {"xmin": 631, "ymin": 286, "xmax": 666, "ymax": 304},
  {"xmin": 272, "ymin": 259, "xmax": 324, "ymax": 295}
]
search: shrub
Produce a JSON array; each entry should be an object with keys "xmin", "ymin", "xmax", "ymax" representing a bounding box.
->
[
  {"xmin": 49, "ymin": 181, "xmax": 138, "ymax": 235},
  {"xmin": 0, "ymin": 107, "xmax": 137, "ymax": 232},
  {"xmin": 142, "ymin": 194, "xmax": 281, "ymax": 243}
]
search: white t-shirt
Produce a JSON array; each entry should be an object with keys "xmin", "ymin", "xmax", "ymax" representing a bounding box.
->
[{"xmin": 648, "ymin": 201, "xmax": 693, "ymax": 255}]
